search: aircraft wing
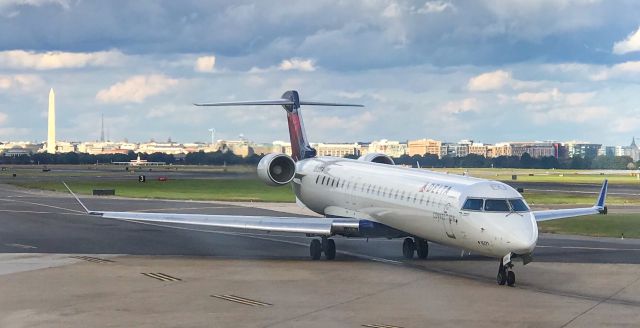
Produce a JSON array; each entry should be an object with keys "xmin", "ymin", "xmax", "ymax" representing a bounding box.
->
[
  {"xmin": 532, "ymin": 180, "xmax": 608, "ymax": 222},
  {"xmin": 63, "ymin": 182, "xmax": 337, "ymax": 235},
  {"xmin": 94, "ymin": 211, "xmax": 333, "ymax": 234}
]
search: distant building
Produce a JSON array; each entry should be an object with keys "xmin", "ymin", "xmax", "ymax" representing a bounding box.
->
[
  {"xmin": 510, "ymin": 142, "xmax": 556, "ymax": 158},
  {"xmin": 407, "ymin": 139, "xmax": 442, "ymax": 157},
  {"xmin": 490, "ymin": 143, "xmax": 513, "ymax": 157},
  {"xmin": 440, "ymin": 142, "xmax": 469, "ymax": 158},
  {"xmin": 312, "ymin": 143, "xmax": 360, "ymax": 157},
  {"xmin": 364, "ymin": 140, "xmax": 407, "ymax": 157},
  {"xmin": 565, "ymin": 142, "xmax": 601, "ymax": 160}
]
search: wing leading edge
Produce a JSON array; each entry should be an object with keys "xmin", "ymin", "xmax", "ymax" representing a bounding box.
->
[
  {"xmin": 62, "ymin": 182, "xmax": 335, "ymax": 235},
  {"xmin": 532, "ymin": 180, "xmax": 608, "ymax": 222}
]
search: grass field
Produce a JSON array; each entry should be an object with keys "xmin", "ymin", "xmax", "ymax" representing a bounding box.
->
[
  {"xmin": 538, "ymin": 214, "xmax": 640, "ymax": 238},
  {"xmin": 10, "ymin": 179, "xmax": 295, "ymax": 202},
  {"xmin": 430, "ymin": 168, "xmax": 640, "ymax": 184}
]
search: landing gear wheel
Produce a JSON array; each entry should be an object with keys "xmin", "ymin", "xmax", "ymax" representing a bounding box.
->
[
  {"xmin": 322, "ymin": 238, "xmax": 336, "ymax": 260},
  {"xmin": 415, "ymin": 238, "xmax": 429, "ymax": 259},
  {"xmin": 310, "ymin": 239, "xmax": 322, "ymax": 260},
  {"xmin": 497, "ymin": 264, "xmax": 507, "ymax": 286},
  {"xmin": 402, "ymin": 238, "xmax": 415, "ymax": 259},
  {"xmin": 507, "ymin": 271, "xmax": 516, "ymax": 287}
]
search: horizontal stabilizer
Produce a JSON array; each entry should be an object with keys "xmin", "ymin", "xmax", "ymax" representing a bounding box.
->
[
  {"xmin": 194, "ymin": 100, "xmax": 363, "ymax": 107},
  {"xmin": 194, "ymin": 100, "xmax": 293, "ymax": 107}
]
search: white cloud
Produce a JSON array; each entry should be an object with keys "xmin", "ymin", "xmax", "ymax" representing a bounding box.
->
[
  {"xmin": 96, "ymin": 74, "xmax": 179, "ymax": 104},
  {"xmin": 0, "ymin": 50, "xmax": 124, "ymax": 70},
  {"xmin": 440, "ymin": 98, "xmax": 480, "ymax": 114},
  {"xmin": 417, "ymin": 1, "xmax": 454, "ymax": 14},
  {"xmin": 612, "ymin": 116, "xmax": 640, "ymax": 133},
  {"xmin": 529, "ymin": 106, "xmax": 609, "ymax": 124},
  {"xmin": 590, "ymin": 61, "xmax": 640, "ymax": 81},
  {"xmin": 516, "ymin": 88, "xmax": 595, "ymax": 106},
  {"xmin": 0, "ymin": 74, "xmax": 44, "ymax": 91},
  {"xmin": 0, "ymin": 0, "xmax": 70, "ymax": 11},
  {"xmin": 194, "ymin": 56, "xmax": 216, "ymax": 73},
  {"xmin": 516, "ymin": 89, "xmax": 562, "ymax": 103},
  {"xmin": 382, "ymin": 2, "xmax": 401, "ymax": 18},
  {"xmin": 0, "ymin": 112, "xmax": 7, "ymax": 124},
  {"xmin": 613, "ymin": 26, "xmax": 640, "ymax": 55},
  {"xmin": 467, "ymin": 70, "xmax": 512, "ymax": 91},
  {"xmin": 278, "ymin": 58, "xmax": 316, "ymax": 72}
]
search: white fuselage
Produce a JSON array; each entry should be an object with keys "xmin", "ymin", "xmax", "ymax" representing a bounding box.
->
[{"xmin": 292, "ymin": 157, "xmax": 538, "ymax": 258}]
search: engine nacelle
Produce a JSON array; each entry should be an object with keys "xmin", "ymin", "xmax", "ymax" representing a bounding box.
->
[
  {"xmin": 257, "ymin": 153, "xmax": 296, "ymax": 186},
  {"xmin": 358, "ymin": 153, "xmax": 395, "ymax": 165}
]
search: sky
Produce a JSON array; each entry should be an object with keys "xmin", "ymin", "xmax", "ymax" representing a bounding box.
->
[{"xmin": 0, "ymin": 0, "xmax": 639, "ymax": 146}]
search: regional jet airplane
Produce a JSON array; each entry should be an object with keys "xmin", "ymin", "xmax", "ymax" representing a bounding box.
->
[{"xmin": 67, "ymin": 90, "xmax": 608, "ymax": 287}]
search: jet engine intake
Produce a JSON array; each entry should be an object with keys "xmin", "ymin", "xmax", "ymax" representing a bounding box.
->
[
  {"xmin": 257, "ymin": 153, "xmax": 296, "ymax": 186},
  {"xmin": 358, "ymin": 153, "xmax": 395, "ymax": 165}
]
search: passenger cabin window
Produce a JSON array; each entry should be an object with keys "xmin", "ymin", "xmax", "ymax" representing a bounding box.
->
[
  {"xmin": 484, "ymin": 199, "xmax": 510, "ymax": 212},
  {"xmin": 509, "ymin": 199, "xmax": 530, "ymax": 212},
  {"xmin": 462, "ymin": 198, "xmax": 483, "ymax": 211}
]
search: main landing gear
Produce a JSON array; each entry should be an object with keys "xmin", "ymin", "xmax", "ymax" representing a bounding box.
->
[
  {"xmin": 497, "ymin": 260, "xmax": 516, "ymax": 287},
  {"xmin": 309, "ymin": 237, "xmax": 336, "ymax": 260},
  {"xmin": 402, "ymin": 237, "xmax": 429, "ymax": 259}
]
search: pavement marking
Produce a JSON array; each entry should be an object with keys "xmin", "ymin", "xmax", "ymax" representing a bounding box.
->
[
  {"xmin": 70, "ymin": 256, "xmax": 114, "ymax": 264},
  {"xmin": 141, "ymin": 272, "xmax": 182, "ymax": 282},
  {"xmin": 0, "ymin": 209, "xmax": 87, "ymax": 216},
  {"xmin": 537, "ymin": 245, "xmax": 640, "ymax": 251},
  {"xmin": 4, "ymin": 243, "xmax": 37, "ymax": 249},
  {"xmin": 211, "ymin": 294, "xmax": 272, "ymax": 307},
  {"xmin": 0, "ymin": 198, "xmax": 85, "ymax": 214},
  {"xmin": 362, "ymin": 324, "xmax": 404, "ymax": 328}
]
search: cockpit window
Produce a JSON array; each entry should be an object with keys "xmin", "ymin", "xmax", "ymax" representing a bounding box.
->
[
  {"xmin": 484, "ymin": 199, "xmax": 510, "ymax": 212},
  {"xmin": 462, "ymin": 198, "xmax": 483, "ymax": 211},
  {"xmin": 508, "ymin": 199, "xmax": 530, "ymax": 212}
]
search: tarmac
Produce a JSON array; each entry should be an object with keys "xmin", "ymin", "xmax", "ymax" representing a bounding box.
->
[{"xmin": 1, "ymin": 183, "xmax": 640, "ymax": 327}]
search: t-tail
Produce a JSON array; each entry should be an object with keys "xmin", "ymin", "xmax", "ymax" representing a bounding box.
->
[{"xmin": 195, "ymin": 90, "xmax": 363, "ymax": 161}]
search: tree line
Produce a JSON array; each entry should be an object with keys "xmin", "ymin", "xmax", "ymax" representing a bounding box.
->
[{"xmin": 1, "ymin": 151, "xmax": 638, "ymax": 170}]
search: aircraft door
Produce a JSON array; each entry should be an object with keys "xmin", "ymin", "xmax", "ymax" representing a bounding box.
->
[{"xmin": 443, "ymin": 201, "xmax": 456, "ymax": 239}]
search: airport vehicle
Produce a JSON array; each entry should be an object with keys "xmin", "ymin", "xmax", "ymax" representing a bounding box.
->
[{"xmin": 67, "ymin": 90, "xmax": 608, "ymax": 287}]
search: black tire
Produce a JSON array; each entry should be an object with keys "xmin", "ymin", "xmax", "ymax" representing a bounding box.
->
[
  {"xmin": 402, "ymin": 238, "xmax": 415, "ymax": 259},
  {"xmin": 323, "ymin": 239, "xmax": 336, "ymax": 260},
  {"xmin": 507, "ymin": 271, "xmax": 516, "ymax": 287},
  {"xmin": 497, "ymin": 265, "xmax": 507, "ymax": 285},
  {"xmin": 310, "ymin": 239, "xmax": 322, "ymax": 260},
  {"xmin": 416, "ymin": 238, "xmax": 429, "ymax": 259}
]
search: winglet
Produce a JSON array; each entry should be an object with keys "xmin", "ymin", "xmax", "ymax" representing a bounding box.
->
[
  {"xmin": 595, "ymin": 179, "xmax": 608, "ymax": 213},
  {"xmin": 62, "ymin": 181, "xmax": 92, "ymax": 214}
]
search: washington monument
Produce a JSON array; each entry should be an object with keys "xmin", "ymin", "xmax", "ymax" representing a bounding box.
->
[{"xmin": 47, "ymin": 88, "xmax": 56, "ymax": 153}]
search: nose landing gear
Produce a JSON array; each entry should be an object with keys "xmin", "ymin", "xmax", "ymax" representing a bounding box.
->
[{"xmin": 497, "ymin": 257, "xmax": 516, "ymax": 287}]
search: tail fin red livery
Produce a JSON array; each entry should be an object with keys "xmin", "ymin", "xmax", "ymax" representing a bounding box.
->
[{"xmin": 195, "ymin": 90, "xmax": 363, "ymax": 161}]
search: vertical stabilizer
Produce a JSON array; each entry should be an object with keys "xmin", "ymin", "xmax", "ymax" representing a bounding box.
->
[
  {"xmin": 193, "ymin": 90, "xmax": 363, "ymax": 161},
  {"xmin": 280, "ymin": 91, "xmax": 316, "ymax": 161}
]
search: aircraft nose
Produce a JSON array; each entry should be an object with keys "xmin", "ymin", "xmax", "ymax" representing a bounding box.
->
[{"xmin": 510, "ymin": 214, "xmax": 538, "ymax": 254}]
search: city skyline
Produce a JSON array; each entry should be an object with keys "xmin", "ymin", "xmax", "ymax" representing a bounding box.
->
[{"xmin": 0, "ymin": 2, "xmax": 639, "ymax": 145}]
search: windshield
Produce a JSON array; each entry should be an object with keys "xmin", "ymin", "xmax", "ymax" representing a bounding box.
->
[
  {"xmin": 462, "ymin": 197, "xmax": 531, "ymax": 212},
  {"xmin": 484, "ymin": 199, "xmax": 510, "ymax": 212},
  {"xmin": 462, "ymin": 198, "xmax": 483, "ymax": 211},
  {"xmin": 508, "ymin": 199, "xmax": 530, "ymax": 212}
]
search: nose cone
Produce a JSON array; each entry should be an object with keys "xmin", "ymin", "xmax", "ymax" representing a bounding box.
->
[{"xmin": 509, "ymin": 213, "xmax": 538, "ymax": 254}]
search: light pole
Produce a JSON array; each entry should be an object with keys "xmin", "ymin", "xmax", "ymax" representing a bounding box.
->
[{"xmin": 208, "ymin": 128, "xmax": 216, "ymax": 146}]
